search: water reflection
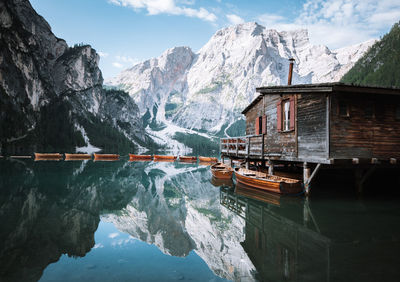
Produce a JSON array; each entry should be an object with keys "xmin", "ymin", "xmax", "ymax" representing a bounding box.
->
[
  {"xmin": 220, "ymin": 185, "xmax": 400, "ymax": 282},
  {"xmin": 0, "ymin": 159, "xmax": 140, "ymax": 281},
  {"xmin": 1, "ymin": 159, "xmax": 400, "ymax": 282}
]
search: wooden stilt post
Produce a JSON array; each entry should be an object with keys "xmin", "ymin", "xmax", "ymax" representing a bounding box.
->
[
  {"xmin": 303, "ymin": 162, "xmax": 311, "ymax": 196},
  {"xmin": 230, "ymin": 158, "xmax": 233, "ymax": 167},
  {"xmin": 268, "ymin": 160, "xmax": 274, "ymax": 175}
]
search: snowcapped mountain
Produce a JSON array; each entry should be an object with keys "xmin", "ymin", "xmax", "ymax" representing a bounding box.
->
[
  {"xmin": 107, "ymin": 22, "xmax": 375, "ymax": 142},
  {"xmin": 103, "ymin": 162, "xmax": 256, "ymax": 281}
]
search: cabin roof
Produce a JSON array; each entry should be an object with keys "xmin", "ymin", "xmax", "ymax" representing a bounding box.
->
[{"xmin": 242, "ymin": 82, "xmax": 400, "ymax": 114}]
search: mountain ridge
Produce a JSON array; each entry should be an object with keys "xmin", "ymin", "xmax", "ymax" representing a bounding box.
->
[{"xmin": 107, "ymin": 22, "xmax": 375, "ymax": 148}]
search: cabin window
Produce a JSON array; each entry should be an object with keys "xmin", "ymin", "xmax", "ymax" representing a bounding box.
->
[
  {"xmin": 396, "ymin": 104, "xmax": 400, "ymax": 120},
  {"xmin": 255, "ymin": 115, "xmax": 267, "ymax": 135},
  {"xmin": 283, "ymin": 100, "xmax": 290, "ymax": 131},
  {"xmin": 364, "ymin": 104, "xmax": 374, "ymax": 119},
  {"xmin": 277, "ymin": 97, "xmax": 295, "ymax": 132},
  {"xmin": 338, "ymin": 101, "xmax": 349, "ymax": 117}
]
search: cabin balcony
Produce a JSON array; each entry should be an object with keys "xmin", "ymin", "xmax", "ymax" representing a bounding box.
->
[
  {"xmin": 220, "ymin": 135, "xmax": 281, "ymax": 160},
  {"xmin": 220, "ymin": 136, "xmax": 331, "ymax": 164}
]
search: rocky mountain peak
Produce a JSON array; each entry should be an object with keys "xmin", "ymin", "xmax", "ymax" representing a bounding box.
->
[{"xmin": 107, "ymin": 21, "xmax": 375, "ymax": 148}]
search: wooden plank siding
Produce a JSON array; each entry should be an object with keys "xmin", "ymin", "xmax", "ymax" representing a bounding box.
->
[
  {"xmin": 226, "ymin": 83, "xmax": 400, "ymax": 164},
  {"xmin": 244, "ymin": 95, "xmax": 297, "ymax": 159},
  {"xmin": 330, "ymin": 93, "xmax": 400, "ymax": 159},
  {"xmin": 297, "ymin": 94, "xmax": 328, "ymax": 159},
  {"xmin": 263, "ymin": 95, "xmax": 296, "ymax": 158}
]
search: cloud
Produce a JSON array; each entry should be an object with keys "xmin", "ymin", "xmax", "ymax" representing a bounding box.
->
[
  {"xmin": 112, "ymin": 62, "xmax": 124, "ymax": 68},
  {"xmin": 109, "ymin": 0, "xmax": 217, "ymax": 22},
  {"xmin": 109, "ymin": 232, "xmax": 120, "ymax": 238},
  {"xmin": 258, "ymin": 0, "xmax": 400, "ymax": 49},
  {"xmin": 116, "ymin": 55, "xmax": 139, "ymax": 64},
  {"xmin": 98, "ymin": 51, "xmax": 109, "ymax": 58},
  {"xmin": 226, "ymin": 14, "xmax": 244, "ymax": 25}
]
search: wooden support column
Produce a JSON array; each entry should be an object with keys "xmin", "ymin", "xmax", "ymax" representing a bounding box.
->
[
  {"xmin": 354, "ymin": 166, "xmax": 376, "ymax": 194},
  {"xmin": 268, "ymin": 160, "xmax": 274, "ymax": 175},
  {"xmin": 304, "ymin": 163, "xmax": 321, "ymax": 196},
  {"xmin": 230, "ymin": 158, "xmax": 233, "ymax": 167},
  {"xmin": 236, "ymin": 138, "xmax": 239, "ymax": 156},
  {"xmin": 303, "ymin": 162, "xmax": 311, "ymax": 195}
]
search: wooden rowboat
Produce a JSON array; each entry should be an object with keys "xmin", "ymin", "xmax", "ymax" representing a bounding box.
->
[
  {"xmin": 153, "ymin": 155, "xmax": 177, "ymax": 161},
  {"xmin": 34, "ymin": 153, "xmax": 63, "ymax": 160},
  {"xmin": 93, "ymin": 153, "xmax": 119, "ymax": 161},
  {"xmin": 64, "ymin": 153, "xmax": 91, "ymax": 160},
  {"xmin": 129, "ymin": 154, "xmax": 153, "ymax": 161},
  {"xmin": 234, "ymin": 168, "xmax": 303, "ymax": 195},
  {"xmin": 199, "ymin": 156, "xmax": 218, "ymax": 162},
  {"xmin": 210, "ymin": 162, "xmax": 233, "ymax": 179},
  {"xmin": 179, "ymin": 156, "xmax": 197, "ymax": 162}
]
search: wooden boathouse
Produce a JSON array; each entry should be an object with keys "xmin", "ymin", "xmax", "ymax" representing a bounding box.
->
[{"xmin": 221, "ymin": 82, "xmax": 400, "ymax": 194}]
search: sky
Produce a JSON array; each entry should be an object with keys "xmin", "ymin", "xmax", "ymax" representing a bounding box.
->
[{"xmin": 30, "ymin": 0, "xmax": 400, "ymax": 79}]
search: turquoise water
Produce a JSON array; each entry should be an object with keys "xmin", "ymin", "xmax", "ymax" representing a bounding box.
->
[{"xmin": 1, "ymin": 158, "xmax": 400, "ymax": 281}]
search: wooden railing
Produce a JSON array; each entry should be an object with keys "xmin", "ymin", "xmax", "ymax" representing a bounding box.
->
[{"xmin": 220, "ymin": 135, "xmax": 265, "ymax": 158}]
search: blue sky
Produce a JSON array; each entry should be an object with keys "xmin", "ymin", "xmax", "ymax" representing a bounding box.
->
[{"xmin": 30, "ymin": 0, "xmax": 400, "ymax": 79}]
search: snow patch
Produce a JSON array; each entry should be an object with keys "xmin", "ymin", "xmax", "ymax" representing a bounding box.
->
[{"xmin": 75, "ymin": 124, "xmax": 101, "ymax": 153}]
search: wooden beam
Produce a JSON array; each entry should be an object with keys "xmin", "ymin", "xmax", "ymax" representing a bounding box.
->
[{"xmin": 304, "ymin": 163, "xmax": 322, "ymax": 196}]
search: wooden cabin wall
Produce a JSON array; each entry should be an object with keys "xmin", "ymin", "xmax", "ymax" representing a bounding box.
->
[
  {"xmin": 330, "ymin": 93, "xmax": 400, "ymax": 159},
  {"xmin": 297, "ymin": 94, "xmax": 328, "ymax": 159},
  {"xmin": 264, "ymin": 95, "xmax": 297, "ymax": 157},
  {"xmin": 245, "ymin": 95, "xmax": 297, "ymax": 158},
  {"xmin": 245, "ymin": 100, "xmax": 262, "ymax": 136}
]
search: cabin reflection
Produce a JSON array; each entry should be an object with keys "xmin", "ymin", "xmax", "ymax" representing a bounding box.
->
[
  {"xmin": 220, "ymin": 186, "xmax": 400, "ymax": 282},
  {"xmin": 220, "ymin": 186, "xmax": 330, "ymax": 282}
]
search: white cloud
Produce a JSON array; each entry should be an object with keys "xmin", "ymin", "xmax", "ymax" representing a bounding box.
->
[
  {"xmin": 109, "ymin": 0, "xmax": 217, "ymax": 22},
  {"xmin": 116, "ymin": 55, "xmax": 139, "ymax": 64},
  {"xmin": 226, "ymin": 14, "xmax": 244, "ymax": 25},
  {"xmin": 109, "ymin": 232, "xmax": 120, "ymax": 238},
  {"xmin": 258, "ymin": 0, "xmax": 400, "ymax": 49},
  {"xmin": 98, "ymin": 51, "xmax": 109, "ymax": 58},
  {"xmin": 112, "ymin": 62, "xmax": 124, "ymax": 68}
]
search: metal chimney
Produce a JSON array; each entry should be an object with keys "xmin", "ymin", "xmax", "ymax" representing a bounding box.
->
[{"xmin": 288, "ymin": 58, "xmax": 295, "ymax": 85}]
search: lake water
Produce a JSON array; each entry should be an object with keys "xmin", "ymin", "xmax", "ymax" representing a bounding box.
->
[{"xmin": 1, "ymin": 158, "xmax": 400, "ymax": 281}]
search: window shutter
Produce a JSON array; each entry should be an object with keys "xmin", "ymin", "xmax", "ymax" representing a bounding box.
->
[
  {"xmin": 262, "ymin": 115, "xmax": 267, "ymax": 134},
  {"xmin": 277, "ymin": 101, "xmax": 282, "ymax": 131},
  {"xmin": 289, "ymin": 96, "xmax": 295, "ymax": 130},
  {"xmin": 255, "ymin": 117, "xmax": 259, "ymax": 135}
]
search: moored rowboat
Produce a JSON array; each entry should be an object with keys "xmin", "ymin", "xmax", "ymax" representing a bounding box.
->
[
  {"xmin": 93, "ymin": 153, "xmax": 119, "ymax": 161},
  {"xmin": 129, "ymin": 154, "xmax": 153, "ymax": 161},
  {"xmin": 234, "ymin": 168, "xmax": 302, "ymax": 194},
  {"xmin": 64, "ymin": 153, "xmax": 91, "ymax": 160},
  {"xmin": 210, "ymin": 162, "xmax": 233, "ymax": 179},
  {"xmin": 199, "ymin": 156, "xmax": 218, "ymax": 162},
  {"xmin": 179, "ymin": 156, "xmax": 197, "ymax": 162},
  {"xmin": 153, "ymin": 155, "xmax": 177, "ymax": 160},
  {"xmin": 34, "ymin": 153, "xmax": 63, "ymax": 160}
]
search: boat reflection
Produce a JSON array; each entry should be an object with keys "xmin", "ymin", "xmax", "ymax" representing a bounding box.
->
[{"xmin": 210, "ymin": 176, "xmax": 234, "ymax": 188}]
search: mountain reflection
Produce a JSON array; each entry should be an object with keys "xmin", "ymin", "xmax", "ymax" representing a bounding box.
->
[
  {"xmin": 0, "ymin": 160, "xmax": 140, "ymax": 281},
  {"xmin": 2, "ymin": 160, "xmax": 400, "ymax": 282}
]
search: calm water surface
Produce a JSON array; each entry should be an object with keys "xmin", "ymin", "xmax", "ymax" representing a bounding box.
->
[{"xmin": 0, "ymin": 158, "xmax": 399, "ymax": 281}]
